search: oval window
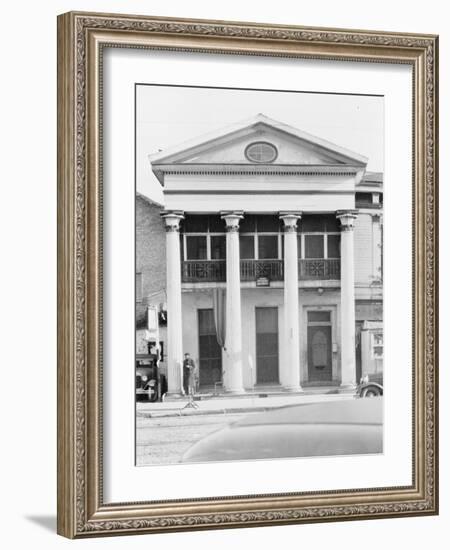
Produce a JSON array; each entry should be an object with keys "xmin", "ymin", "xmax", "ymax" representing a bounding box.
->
[{"xmin": 245, "ymin": 141, "xmax": 278, "ymax": 163}]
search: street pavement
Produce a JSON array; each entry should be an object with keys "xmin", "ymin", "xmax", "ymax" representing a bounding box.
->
[
  {"xmin": 136, "ymin": 411, "xmax": 248, "ymax": 466},
  {"xmin": 136, "ymin": 391, "xmax": 355, "ymax": 466},
  {"xmin": 137, "ymin": 390, "xmax": 355, "ymax": 418}
]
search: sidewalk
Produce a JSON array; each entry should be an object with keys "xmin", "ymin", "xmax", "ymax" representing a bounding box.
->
[{"xmin": 137, "ymin": 390, "xmax": 356, "ymax": 418}]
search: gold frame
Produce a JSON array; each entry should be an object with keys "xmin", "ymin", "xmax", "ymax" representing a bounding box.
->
[{"xmin": 57, "ymin": 11, "xmax": 439, "ymax": 538}]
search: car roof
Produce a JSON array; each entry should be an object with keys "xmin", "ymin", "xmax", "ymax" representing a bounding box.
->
[
  {"xmin": 181, "ymin": 398, "xmax": 383, "ymax": 463},
  {"xmin": 230, "ymin": 397, "xmax": 382, "ymax": 428}
]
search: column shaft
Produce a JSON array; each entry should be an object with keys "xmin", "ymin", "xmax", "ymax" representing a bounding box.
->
[
  {"xmin": 222, "ymin": 212, "xmax": 244, "ymax": 393},
  {"xmin": 162, "ymin": 212, "xmax": 184, "ymax": 395},
  {"xmin": 280, "ymin": 213, "xmax": 302, "ymax": 391},
  {"xmin": 337, "ymin": 210, "xmax": 358, "ymax": 388}
]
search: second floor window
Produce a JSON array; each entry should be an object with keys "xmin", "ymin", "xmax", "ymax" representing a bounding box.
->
[
  {"xmin": 258, "ymin": 235, "xmax": 278, "ymax": 259},
  {"xmin": 182, "ymin": 215, "xmax": 226, "ymax": 261},
  {"xmin": 302, "ymin": 234, "xmax": 340, "ymax": 259},
  {"xmin": 186, "ymin": 236, "xmax": 207, "ymax": 260},
  {"xmin": 239, "ymin": 215, "xmax": 281, "ymax": 260},
  {"xmin": 181, "ymin": 214, "xmax": 341, "ymax": 261},
  {"xmin": 301, "ymin": 215, "xmax": 340, "ymax": 260},
  {"xmin": 305, "ymin": 234, "xmax": 324, "ymax": 258},
  {"xmin": 211, "ymin": 235, "xmax": 226, "ymax": 259}
]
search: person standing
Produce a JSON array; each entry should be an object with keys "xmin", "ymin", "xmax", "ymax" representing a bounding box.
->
[{"xmin": 183, "ymin": 353, "xmax": 195, "ymax": 396}]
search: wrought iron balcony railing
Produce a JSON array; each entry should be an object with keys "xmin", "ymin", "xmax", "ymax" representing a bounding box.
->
[
  {"xmin": 298, "ymin": 259, "xmax": 340, "ymax": 280},
  {"xmin": 240, "ymin": 259, "xmax": 283, "ymax": 281},
  {"xmin": 182, "ymin": 260, "xmax": 226, "ymax": 282},
  {"xmin": 181, "ymin": 259, "xmax": 340, "ymax": 283}
]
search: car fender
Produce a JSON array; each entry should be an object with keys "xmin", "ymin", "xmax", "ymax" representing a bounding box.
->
[{"xmin": 358, "ymin": 383, "xmax": 383, "ymax": 397}]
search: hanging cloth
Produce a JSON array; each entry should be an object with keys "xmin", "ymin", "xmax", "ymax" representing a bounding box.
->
[{"xmin": 212, "ymin": 287, "xmax": 226, "ymax": 349}]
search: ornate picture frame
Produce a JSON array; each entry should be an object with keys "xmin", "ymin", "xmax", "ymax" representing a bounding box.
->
[{"xmin": 57, "ymin": 11, "xmax": 438, "ymax": 538}]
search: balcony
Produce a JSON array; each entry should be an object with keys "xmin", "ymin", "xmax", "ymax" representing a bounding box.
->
[
  {"xmin": 240, "ymin": 259, "xmax": 283, "ymax": 281},
  {"xmin": 182, "ymin": 260, "xmax": 226, "ymax": 282},
  {"xmin": 298, "ymin": 259, "xmax": 340, "ymax": 280},
  {"xmin": 182, "ymin": 259, "xmax": 340, "ymax": 283}
]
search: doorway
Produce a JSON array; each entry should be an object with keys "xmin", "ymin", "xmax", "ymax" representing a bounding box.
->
[
  {"xmin": 307, "ymin": 310, "xmax": 332, "ymax": 383},
  {"xmin": 255, "ymin": 307, "xmax": 279, "ymax": 384},
  {"xmin": 198, "ymin": 309, "xmax": 222, "ymax": 388}
]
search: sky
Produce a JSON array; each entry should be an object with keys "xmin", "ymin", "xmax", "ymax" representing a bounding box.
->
[{"xmin": 136, "ymin": 84, "xmax": 384, "ymax": 204}]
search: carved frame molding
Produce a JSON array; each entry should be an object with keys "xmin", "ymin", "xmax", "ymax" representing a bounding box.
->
[{"xmin": 57, "ymin": 11, "xmax": 438, "ymax": 538}]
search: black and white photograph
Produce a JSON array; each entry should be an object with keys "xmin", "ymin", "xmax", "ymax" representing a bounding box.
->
[
  {"xmin": 0, "ymin": 0, "xmax": 442, "ymax": 545},
  {"xmin": 135, "ymin": 84, "xmax": 384, "ymax": 466}
]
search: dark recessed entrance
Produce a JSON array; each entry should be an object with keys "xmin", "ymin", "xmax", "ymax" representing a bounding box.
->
[
  {"xmin": 198, "ymin": 309, "xmax": 222, "ymax": 388},
  {"xmin": 255, "ymin": 307, "xmax": 279, "ymax": 384}
]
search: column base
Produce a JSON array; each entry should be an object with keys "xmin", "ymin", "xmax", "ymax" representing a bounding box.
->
[
  {"xmin": 223, "ymin": 388, "xmax": 246, "ymax": 395},
  {"xmin": 339, "ymin": 383, "xmax": 357, "ymax": 394},
  {"xmin": 281, "ymin": 385, "xmax": 303, "ymax": 393}
]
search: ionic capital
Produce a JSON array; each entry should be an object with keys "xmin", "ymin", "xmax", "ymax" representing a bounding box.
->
[
  {"xmin": 279, "ymin": 211, "xmax": 302, "ymax": 232},
  {"xmin": 336, "ymin": 209, "xmax": 358, "ymax": 232},
  {"xmin": 221, "ymin": 211, "xmax": 244, "ymax": 232},
  {"xmin": 161, "ymin": 210, "xmax": 184, "ymax": 232}
]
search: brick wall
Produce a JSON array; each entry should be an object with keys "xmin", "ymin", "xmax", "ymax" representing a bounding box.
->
[{"xmin": 136, "ymin": 195, "xmax": 166, "ymax": 325}]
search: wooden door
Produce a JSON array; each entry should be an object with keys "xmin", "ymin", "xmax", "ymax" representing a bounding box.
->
[
  {"xmin": 307, "ymin": 325, "xmax": 332, "ymax": 382},
  {"xmin": 256, "ymin": 307, "xmax": 279, "ymax": 384}
]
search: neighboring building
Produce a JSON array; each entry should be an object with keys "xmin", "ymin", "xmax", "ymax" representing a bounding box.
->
[
  {"xmin": 138, "ymin": 114, "xmax": 383, "ymax": 394},
  {"xmin": 354, "ymin": 172, "xmax": 383, "ymax": 381},
  {"xmin": 135, "ymin": 195, "xmax": 167, "ymax": 372}
]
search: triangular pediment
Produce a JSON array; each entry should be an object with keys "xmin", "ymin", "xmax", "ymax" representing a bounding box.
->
[
  {"xmin": 174, "ymin": 126, "xmax": 346, "ymax": 165},
  {"xmin": 149, "ymin": 114, "xmax": 368, "ymax": 180}
]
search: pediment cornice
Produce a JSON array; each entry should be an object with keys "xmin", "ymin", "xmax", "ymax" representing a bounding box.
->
[
  {"xmin": 152, "ymin": 163, "xmax": 363, "ymax": 183},
  {"xmin": 149, "ymin": 114, "xmax": 368, "ymax": 184}
]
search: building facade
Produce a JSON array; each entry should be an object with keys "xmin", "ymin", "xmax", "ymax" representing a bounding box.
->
[
  {"xmin": 138, "ymin": 114, "xmax": 383, "ymax": 394},
  {"xmin": 135, "ymin": 195, "xmax": 167, "ymax": 369}
]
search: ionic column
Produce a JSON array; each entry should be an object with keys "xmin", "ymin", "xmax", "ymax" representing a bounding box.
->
[
  {"xmin": 161, "ymin": 211, "xmax": 184, "ymax": 395},
  {"xmin": 280, "ymin": 212, "xmax": 302, "ymax": 391},
  {"xmin": 337, "ymin": 210, "xmax": 358, "ymax": 388},
  {"xmin": 221, "ymin": 211, "xmax": 244, "ymax": 393}
]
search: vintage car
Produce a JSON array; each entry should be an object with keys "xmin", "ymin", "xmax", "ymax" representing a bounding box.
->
[
  {"xmin": 135, "ymin": 354, "xmax": 159, "ymax": 402},
  {"xmin": 181, "ymin": 397, "xmax": 383, "ymax": 464},
  {"xmin": 357, "ymin": 372, "xmax": 383, "ymax": 398}
]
